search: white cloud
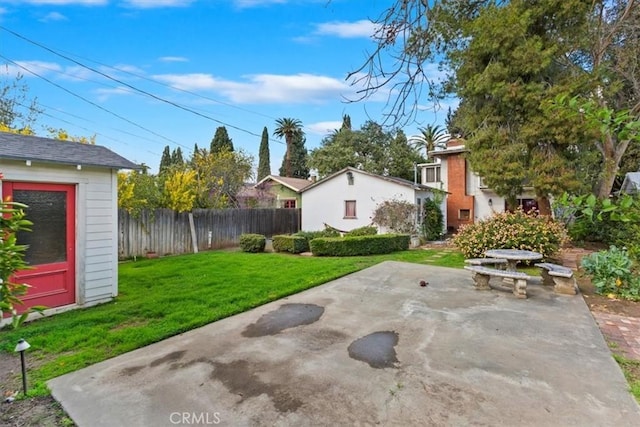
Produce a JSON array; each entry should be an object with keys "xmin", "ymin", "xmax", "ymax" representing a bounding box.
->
[
  {"xmin": 233, "ymin": 0, "xmax": 287, "ymax": 8},
  {"xmin": 95, "ymin": 86, "xmax": 134, "ymax": 101},
  {"xmin": 314, "ymin": 19, "xmax": 377, "ymax": 38},
  {"xmin": 153, "ymin": 72, "xmax": 353, "ymax": 104},
  {"xmin": 39, "ymin": 11, "xmax": 68, "ymax": 21},
  {"xmin": 122, "ymin": 0, "xmax": 194, "ymax": 8},
  {"xmin": 306, "ymin": 120, "xmax": 342, "ymax": 136},
  {"xmin": 3, "ymin": 60, "xmax": 62, "ymax": 78},
  {"xmin": 16, "ymin": 0, "xmax": 106, "ymax": 5},
  {"xmin": 158, "ymin": 56, "xmax": 189, "ymax": 63}
]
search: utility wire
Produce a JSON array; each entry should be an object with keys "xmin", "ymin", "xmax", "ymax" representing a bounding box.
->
[
  {"xmin": 0, "ymin": 55, "xmax": 187, "ymax": 149},
  {"xmin": 0, "ymin": 25, "xmax": 274, "ymax": 141}
]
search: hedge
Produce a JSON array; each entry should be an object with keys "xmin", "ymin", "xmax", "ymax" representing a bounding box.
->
[
  {"xmin": 310, "ymin": 234, "xmax": 410, "ymax": 256},
  {"xmin": 239, "ymin": 233, "xmax": 266, "ymax": 253},
  {"xmin": 272, "ymin": 234, "xmax": 309, "ymax": 254}
]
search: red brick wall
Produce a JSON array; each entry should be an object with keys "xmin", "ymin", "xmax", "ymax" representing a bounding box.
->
[{"xmin": 446, "ymin": 153, "xmax": 475, "ymax": 231}]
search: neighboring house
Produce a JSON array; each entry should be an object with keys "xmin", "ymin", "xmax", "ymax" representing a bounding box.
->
[
  {"xmin": 620, "ymin": 172, "xmax": 640, "ymax": 195},
  {"xmin": 422, "ymin": 139, "xmax": 537, "ymax": 231},
  {"xmin": 252, "ymin": 174, "xmax": 313, "ymax": 209},
  {"xmin": 0, "ymin": 132, "xmax": 139, "ymax": 320},
  {"xmin": 300, "ymin": 166, "xmax": 446, "ymax": 233}
]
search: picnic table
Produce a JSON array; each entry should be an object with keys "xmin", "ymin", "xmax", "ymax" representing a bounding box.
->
[{"xmin": 484, "ymin": 249, "xmax": 543, "ymax": 272}]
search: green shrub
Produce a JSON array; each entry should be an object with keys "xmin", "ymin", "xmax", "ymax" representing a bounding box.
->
[
  {"xmin": 272, "ymin": 235, "xmax": 309, "ymax": 254},
  {"xmin": 345, "ymin": 226, "xmax": 378, "ymax": 237},
  {"xmin": 581, "ymin": 246, "xmax": 640, "ymax": 300},
  {"xmin": 310, "ymin": 234, "xmax": 410, "ymax": 256},
  {"xmin": 239, "ymin": 233, "xmax": 266, "ymax": 253},
  {"xmin": 294, "ymin": 228, "xmax": 341, "ymax": 241},
  {"xmin": 452, "ymin": 209, "xmax": 568, "ymax": 259},
  {"xmin": 421, "ymin": 198, "xmax": 444, "ymax": 241}
]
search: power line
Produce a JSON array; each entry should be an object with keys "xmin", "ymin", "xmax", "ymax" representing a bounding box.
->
[
  {"xmin": 0, "ymin": 55, "xmax": 188, "ymax": 149},
  {"xmin": 0, "ymin": 25, "xmax": 276, "ymax": 142}
]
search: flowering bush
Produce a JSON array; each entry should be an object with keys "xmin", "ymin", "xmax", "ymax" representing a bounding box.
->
[
  {"xmin": 452, "ymin": 209, "xmax": 569, "ymax": 259},
  {"xmin": 581, "ymin": 246, "xmax": 640, "ymax": 300}
]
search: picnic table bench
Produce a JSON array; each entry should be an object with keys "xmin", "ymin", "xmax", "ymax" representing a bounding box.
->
[
  {"xmin": 464, "ymin": 265, "xmax": 531, "ymax": 299},
  {"xmin": 464, "ymin": 258, "xmax": 508, "ymax": 269},
  {"xmin": 535, "ymin": 262, "xmax": 578, "ymax": 295}
]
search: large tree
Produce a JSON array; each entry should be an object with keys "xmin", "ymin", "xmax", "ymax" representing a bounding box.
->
[
  {"xmin": 159, "ymin": 146, "xmax": 172, "ymax": 175},
  {"xmin": 309, "ymin": 120, "xmax": 422, "ymax": 180},
  {"xmin": 0, "ymin": 71, "xmax": 40, "ymax": 133},
  {"xmin": 348, "ymin": 0, "xmax": 640, "ymax": 202},
  {"xmin": 210, "ymin": 126, "xmax": 234, "ymax": 153},
  {"xmin": 273, "ymin": 118, "xmax": 303, "ymax": 177},
  {"xmin": 257, "ymin": 126, "xmax": 271, "ymax": 181},
  {"xmin": 278, "ymin": 133, "xmax": 309, "ymax": 179}
]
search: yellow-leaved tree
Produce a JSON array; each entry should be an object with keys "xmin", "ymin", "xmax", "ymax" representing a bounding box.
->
[{"xmin": 163, "ymin": 169, "xmax": 197, "ymax": 212}]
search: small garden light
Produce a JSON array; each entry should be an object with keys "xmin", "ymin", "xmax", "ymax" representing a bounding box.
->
[{"xmin": 14, "ymin": 338, "xmax": 31, "ymax": 395}]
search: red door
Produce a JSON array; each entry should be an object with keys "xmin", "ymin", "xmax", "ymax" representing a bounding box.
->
[{"xmin": 3, "ymin": 182, "xmax": 76, "ymax": 312}]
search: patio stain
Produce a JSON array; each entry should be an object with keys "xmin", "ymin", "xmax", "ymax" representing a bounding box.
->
[
  {"xmin": 149, "ymin": 350, "xmax": 187, "ymax": 367},
  {"xmin": 242, "ymin": 303, "xmax": 324, "ymax": 337},
  {"xmin": 348, "ymin": 331, "xmax": 399, "ymax": 369},
  {"xmin": 210, "ymin": 359, "xmax": 303, "ymax": 413}
]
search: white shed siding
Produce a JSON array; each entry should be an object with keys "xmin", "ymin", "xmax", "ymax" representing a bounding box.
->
[
  {"xmin": 0, "ymin": 160, "xmax": 119, "ymax": 306},
  {"xmin": 301, "ymin": 169, "xmax": 438, "ymax": 233}
]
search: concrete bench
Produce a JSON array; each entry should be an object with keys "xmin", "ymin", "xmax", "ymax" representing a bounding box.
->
[
  {"xmin": 535, "ymin": 263, "xmax": 577, "ymax": 295},
  {"xmin": 464, "ymin": 265, "xmax": 531, "ymax": 299},
  {"xmin": 464, "ymin": 258, "xmax": 508, "ymax": 269}
]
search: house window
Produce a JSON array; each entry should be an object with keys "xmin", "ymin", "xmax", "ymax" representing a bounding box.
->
[
  {"xmin": 505, "ymin": 198, "xmax": 538, "ymax": 213},
  {"xmin": 283, "ymin": 199, "xmax": 296, "ymax": 209},
  {"xmin": 346, "ymin": 171, "xmax": 354, "ymax": 185},
  {"xmin": 459, "ymin": 209, "xmax": 471, "ymax": 221},
  {"xmin": 424, "ymin": 166, "xmax": 441, "ymax": 183},
  {"xmin": 345, "ymin": 200, "xmax": 357, "ymax": 218}
]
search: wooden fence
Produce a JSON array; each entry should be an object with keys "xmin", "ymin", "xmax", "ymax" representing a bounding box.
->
[{"xmin": 118, "ymin": 208, "xmax": 301, "ymax": 258}]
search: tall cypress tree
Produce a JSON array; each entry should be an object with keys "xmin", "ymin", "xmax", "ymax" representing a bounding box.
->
[
  {"xmin": 257, "ymin": 126, "xmax": 271, "ymax": 181},
  {"xmin": 210, "ymin": 126, "xmax": 234, "ymax": 153},
  {"xmin": 159, "ymin": 145, "xmax": 171, "ymax": 175},
  {"xmin": 279, "ymin": 133, "xmax": 309, "ymax": 179},
  {"xmin": 171, "ymin": 147, "xmax": 184, "ymax": 166}
]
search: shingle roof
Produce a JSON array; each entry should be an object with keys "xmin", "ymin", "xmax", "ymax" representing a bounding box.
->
[
  {"xmin": 0, "ymin": 131, "xmax": 140, "ymax": 170},
  {"xmin": 255, "ymin": 174, "xmax": 312, "ymax": 192}
]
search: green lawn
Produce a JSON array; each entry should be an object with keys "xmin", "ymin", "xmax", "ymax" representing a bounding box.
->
[{"xmin": 0, "ymin": 248, "xmax": 464, "ymax": 395}]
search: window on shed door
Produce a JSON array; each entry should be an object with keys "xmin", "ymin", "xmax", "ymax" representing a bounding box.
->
[
  {"xmin": 344, "ymin": 200, "xmax": 357, "ymax": 218},
  {"xmin": 283, "ymin": 199, "xmax": 296, "ymax": 208}
]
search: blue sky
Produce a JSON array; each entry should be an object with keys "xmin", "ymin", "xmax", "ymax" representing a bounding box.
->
[{"xmin": 0, "ymin": 0, "xmax": 454, "ymax": 175}]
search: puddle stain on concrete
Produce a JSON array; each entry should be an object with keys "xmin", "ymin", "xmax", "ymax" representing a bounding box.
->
[
  {"xmin": 211, "ymin": 360, "xmax": 303, "ymax": 413},
  {"xmin": 242, "ymin": 303, "xmax": 324, "ymax": 337},
  {"xmin": 120, "ymin": 365, "xmax": 145, "ymax": 376},
  {"xmin": 347, "ymin": 331, "xmax": 399, "ymax": 369},
  {"xmin": 149, "ymin": 350, "xmax": 187, "ymax": 367}
]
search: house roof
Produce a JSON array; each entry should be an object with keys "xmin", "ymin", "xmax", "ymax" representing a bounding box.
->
[
  {"xmin": 620, "ymin": 172, "xmax": 640, "ymax": 194},
  {"xmin": 0, "ymin": 131, "xmax": 140, "ymax": 170},
  {"xmin": 299, "ymin": 166, "xmax": 447, "ymax": 193},
  {"xmin": 255, "ymin": 174, "xmax": 312, "ymax": 192}
]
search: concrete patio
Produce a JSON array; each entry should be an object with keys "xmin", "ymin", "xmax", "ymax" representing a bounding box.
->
[{"xmin": 48, "ymin": 261, "xmax": 640, "ymax": 426}]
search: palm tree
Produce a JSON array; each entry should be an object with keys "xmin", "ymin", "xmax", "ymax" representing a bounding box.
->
[
  {"xmin": 273, "ymin": 118, "xmax": 304, "ymax": 177},
  {"xmin": 413, "ymin": 124, "xmax": 449, "ymax": 160}
]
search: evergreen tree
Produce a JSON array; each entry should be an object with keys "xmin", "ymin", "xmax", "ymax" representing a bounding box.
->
[
  {"xmin": 341, "ymin": 114, "xmax": 352, "ymax": 131},
  {"xmin": 159, "ymin": 145, "xmax": 172, "ymax": 175},
  {"xmin": 257, "ymin": 126, "xmax": 271, "ymax": 181},
  {"xmin": 279, "ymin": 133, "xmax": 309, "ymax": 179},
  {"xmin": 171, "ymin": 147, "xmax": 184, "ymax": 167},
  {"xmin": 210, "ymin": 126, "xmax": 234, "ymax": 153}
]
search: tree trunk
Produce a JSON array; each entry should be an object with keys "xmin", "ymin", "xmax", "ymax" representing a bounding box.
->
[{"xmin": 536, "ymin": 195, "xmax": 552, "ymax": 217}]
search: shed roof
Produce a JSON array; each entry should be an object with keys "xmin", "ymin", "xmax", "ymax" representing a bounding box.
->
[
  {"xmin": 0, "ymin": 132, "xmax": 140, "ymax": 170},
  {"xmin": 620, "ymin": 172, "xmax": 640, "ymax": 194}
]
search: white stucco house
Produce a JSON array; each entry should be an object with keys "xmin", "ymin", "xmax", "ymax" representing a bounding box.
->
[
  {"xmin": 420, "ymin": 139, "xmax": 537, "ymax": 231},
  {"xmin": 300, "ymin": 167, "xmax": 446, "ymax": 234},
  {"xmin": 0, "ymin": 132, "xmax": 139, "ymax": 322}
]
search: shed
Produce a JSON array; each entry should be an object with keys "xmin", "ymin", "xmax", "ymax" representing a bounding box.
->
[
  {"xmin": 620, "ymin": 172, "xmax": 640, "ymax": 195},
  {"xmin": 0, "ymin": 131, "xmax": 139, "ymax": 320}
]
